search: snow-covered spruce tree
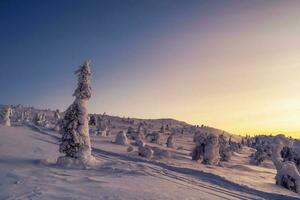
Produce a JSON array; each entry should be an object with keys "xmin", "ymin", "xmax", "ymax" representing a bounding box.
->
[
  {"xmin": 166, "ymin": 133, "xmax": 175, "ymax": 148},
  {"xmin": 20, "ymin": 111, "xmax": 25, "ymax": 122},
  {"xmin": 1, "ymin": 106, "xmax": 11, "ymax": 126},
  {"xmin": 138, "ymin": 142, "xmax": 154, "ymax": 159},
  {"xmin": 166, "ymin": 124, "xmax": 170, "ymax": 131},
  {"xmin": 219, "ymin": 134, "xmax": 232, "ymax": 162},
  {"xmin": 160, "ymin": 125, "xmax": 165, "ymax": 133},
  {"xmin": 53, "ymin": 109, "xmax": 61, "ymax": 131},
  {"xmin": 57, "ymin": 60, "xmax": 96, "ymax": 167},
  {"xmin": 145, "ymin": 131, "xmax": 162, "ymax": 144},
  {"xmin": 203, "ymin": 134, "xmax": 220, "ymax": 165},
  {"xmin": 98, "ymin": 126, "xmax": 109, "ymax": 137},
  {"xmin": 137, "ymin": 123, "xmax": 144, "ymax": 134},
  {"xmin": 192, "ymin": 133, "xmax": 207, "ymax": 161},
  {"xmin": 34, "ymin": 112, "xmax": 43, "ymax": 126},
  {"xmin": 115, "ymin": 131, "xmax": 129, "ymax": 145},
  {"xmin": 89, "ymin": 115, "xmax": 98, "ymax": 126},
  {"xmin": 132, "ymin": 126, "xmax": 145, "ymax": 146},
  {"xmin": 281, "ymin": 146, "xmax": 300, "ymax": 169},
  {"xmin": 126, "ymin": 126, "xmax": 135, "ymax": 139},
  {"xmin": 192, "ymin": 133, "xmax": 220, "ymax": 165},
  {"xmin": 54, "ymin": 109, "xmax": 60, "ymax": 121},
  {"xmin": 271, "ymin": 139, "xmax": 300, "ymax": 193},
  {"xmin": 250, "ymin": 142, "xmax": 272, "ymax": 166}
]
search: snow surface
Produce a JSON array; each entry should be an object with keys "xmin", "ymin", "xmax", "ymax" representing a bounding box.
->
[{"xmin": 0, "ymin": 125, "xmax": 299, "ymax": 200}]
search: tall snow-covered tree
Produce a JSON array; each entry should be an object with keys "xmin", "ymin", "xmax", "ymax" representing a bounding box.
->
[
  {"xmin": 53, "ymin": 109, "xmax": 61, "ymax": 131},
  {"xmin": 1, "ymin": 106, "xmax": 11, "ymax": 127},
  {"xmin": 58, "ymin": 60, "xmax": 95, "ymax": 166},
  {"xmin": 54, "ymin": 109, "xmax": 60, "ymax": 121}
]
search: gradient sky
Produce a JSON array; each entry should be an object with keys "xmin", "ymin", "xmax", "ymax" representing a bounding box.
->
[{"xmin": 1, "ymin": 0, "xmax": 300, "ymax": 138}]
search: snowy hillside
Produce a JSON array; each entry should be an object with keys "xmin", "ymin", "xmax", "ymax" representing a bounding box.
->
[{"xmin": 0, "ymin": 124, "xmax": 299, "ymax": 200}]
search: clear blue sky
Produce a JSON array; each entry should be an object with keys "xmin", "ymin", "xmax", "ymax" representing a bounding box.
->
[
  {"xmin": 1, "ymin": 0, "xmax": 300, "ymax": 137},
  {"xmin": 0, "ymin": 0, "xmax": 221, "ymax": 108}
]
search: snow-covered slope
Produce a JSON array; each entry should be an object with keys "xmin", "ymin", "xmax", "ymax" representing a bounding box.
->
[{"xmin": 0, "ymin": 125, "xmax": 299, "ymax": 200}]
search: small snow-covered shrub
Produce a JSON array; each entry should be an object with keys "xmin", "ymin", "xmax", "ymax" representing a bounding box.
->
[
  {"xmin": 166, "ymin": 134, "xmax": 175, "ymax": 148},
  {"xmin": 98, "ymin": 127, "xmax": 109, "ymax": 137},
  {"xmin": 138, "ymin": 144, "xmax": 153, "ymax": 159},
  {"xmin": 115, "ymin": 131, "xmax": 129, "ymax": 145},
  {"xmin": 127, "ymin": 145, "xmax": 134, "ymax": 152},
  {"xmin": 146, "ymin": 131, "xmax": 162, "ymax": 145},
  {"xmin": 152, "ymin": 147, "xmax": 172, "ymax": 159},
  {"xmin": 250, "ymin": 143, "xmax": 272, "ymax": 166}
]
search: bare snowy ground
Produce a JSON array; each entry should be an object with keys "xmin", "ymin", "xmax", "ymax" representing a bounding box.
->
[{"xmin": 0, "ymin": 125, "xmax": 299, "ymax": 200}]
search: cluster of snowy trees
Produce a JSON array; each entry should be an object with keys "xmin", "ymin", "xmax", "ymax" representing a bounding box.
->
[
  {"xmin": 0, "ymin": 103, "xmax": 64, "ymax": 131},
  {"xmin": 250, "ymin": 141, "xmax": 272, "ymax": 165},
  {"xmin": 113, "ymin": 127, "xmax": 154, "ymax": 158},
  {"xmin": 246, "ymin": 134, "xmax": 300, "ymax": 193},
  {"xmin": 191, "ymin": 132, "xmax": 243, "ymax": 165},
  {"xmin": 192, "ymin": 133, "xmax": 220, "ymax": 165},
  {"xmin": 112, "ymin": 122, "xmax": 180, "ymax": 159}
]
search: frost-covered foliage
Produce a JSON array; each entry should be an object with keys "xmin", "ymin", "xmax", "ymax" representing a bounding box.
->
[
  {"xmin": 138, "ymin": 143, "xmax": 154, "ymax": 159},
  {"xmin": 281, "ymin": 147, "xmax": 300, "ymax": 169},
  {"xmin": 89, "ymin": 115, "xmax": 98, "ymax": 126},
  {"xmin": 137, "ymin": 123, "xmax": 144, "ymax": 133},
  {"xmin": 20, "ymin": 111, "xmax": 25, "ymax": 122},
  {"xmin": 203, "ymin": 134, "xmax": 220, "ymax": 165},
  {"xmin": 34, "ymin": 112, "xmax": 42, "ymax": 125},
  {"xmin": 166, "ymin": 124, "xmax": 169, "ymax": 131},
  {"xmin": 54, "ymin": 109, "xmax": 60, "ymax": 121},
  {"xmin": 53, "ymin": 109, "xmax": 61, "ymax": 131},
  {"xmin": 58, "ymin": 60, "xmax": 95, "ymax": 166},
  {"xmin": 115, "ymin": 131, "xmax": 129, "ymax": 145},
  {"xmin": 192, "ymin": 133, "xmax": 206, "ymax": 161},
  {"xmin": 218, "ymin": 134, "xmax": 232, "ymax": 162},
  {"xmin": 272, "ymin": 137, "xmax": 300, "ymax": 193},
  {"xmin": 127, "ymin": 145, "xmax": 134, "ymax": 152},
  {"xmin": 160, "ymin": 125, "xmax": 165, "ymax": 133},
  {"xmin": 192, "ymin": 133, "xmax": 220, "ymax": 165},
  {"xmin": 166, "ymin": 134, "xmax": 175, "ymax": 148},
  {"xmin": 229, "ymin": 141, "xmax": 242, "ymax": 152},
  {"xmin": 127, "ymin": 126, "xmax": 136, "ymax": 139},
  {"xmin": 1, "ymin": 106, "xmax": 11, "ymax": 126},
  {"xmin": 146, "ymin": 131, "xmax": 162, "ymax": 145},
  {"xmin": 152, "ymin": 146, "xmax": 172, "ymax": 159},
  {"xmin": 98, "ymin": 126, "xmax": 109, "ymax": 137},
  {"xmin": 250, "ymin": 142, "xmax": 272, "ymax": 166}
]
